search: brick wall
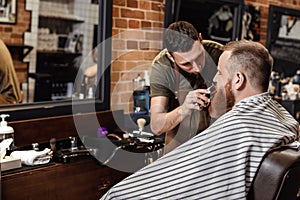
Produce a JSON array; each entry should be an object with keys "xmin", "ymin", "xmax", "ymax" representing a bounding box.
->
[
  {"xmin": 244, "ymin": 0, "xmax": 300, "ymax": 45},
  {"xmin": 0, "ymin": 0, "xmax": 299, "ymax": 111},
  {"xmin": 0, "ymin": 0, "xmax": 31, "ymax": 83},
  {"xmin": 111, "ymin": 0, "xmax": 165, "ymax": 113},
  {"xmin": 0, "ymin": 0, "xmax": 30, "ymax": 44},
  {"xmin": 110, "ymin": 0, "xmax": 300, "ymax": 114}
]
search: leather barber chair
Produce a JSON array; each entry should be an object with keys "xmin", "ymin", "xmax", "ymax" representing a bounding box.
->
[{"xmin": 247, "ymin": 144, "xmax": 300, "ymax": 200}]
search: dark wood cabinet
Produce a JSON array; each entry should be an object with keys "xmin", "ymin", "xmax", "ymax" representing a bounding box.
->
[
  {"xmin": 1, "ymin": 158, "xmax": 130, "ymax": 200},
  {"xmin": 1, "ymin": 111, "xmax": 130, "ymax": 200}
]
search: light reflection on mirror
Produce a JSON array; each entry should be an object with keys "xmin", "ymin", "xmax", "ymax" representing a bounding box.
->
[
  {"xmin": 16, "ymin": 1, "xmax": 99, "ymax": 104},
  {"xmin": 0, "ymin": 0, "xmax": 113, "ymax": 121}
]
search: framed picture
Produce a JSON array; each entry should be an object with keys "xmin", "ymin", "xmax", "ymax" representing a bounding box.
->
[
  {"xmin": 0, "ymin": 0, "xmax": 17, "ymax": 24},
  {"xmin": 266, "ymin": 5, "xmax": 300, "ymax": 77}
]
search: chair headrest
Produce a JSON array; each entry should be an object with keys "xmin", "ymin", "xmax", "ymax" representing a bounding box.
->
[{"xmin": 248, "ymin": 144, "xmax": 300, "ymax": 200}]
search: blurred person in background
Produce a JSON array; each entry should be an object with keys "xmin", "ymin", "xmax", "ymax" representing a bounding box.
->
[{"xmin": 0, "ymin": 39, "xmax": 22, "ymax": 104}]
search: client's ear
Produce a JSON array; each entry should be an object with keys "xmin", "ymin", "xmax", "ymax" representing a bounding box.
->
[{"xmin": 234, "ymin": 72, "xmax": 246, "ymax": 90}]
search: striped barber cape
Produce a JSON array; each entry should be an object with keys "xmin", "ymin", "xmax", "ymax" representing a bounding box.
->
[{"xmin": 101, "ymin": 93, "xmax": 299, "ymax": 200}]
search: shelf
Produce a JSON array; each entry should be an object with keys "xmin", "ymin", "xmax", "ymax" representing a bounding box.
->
[
  {"xmin": 7, "ymin": 44, "xmax": 33, "ymax": 60},
  {"xmin": 37, "ymin": 50, "xmax": 81, "ymax": 56},
  {"xmin": 39, "ymin": 13, "xmax": 84, "ymax": 23}
]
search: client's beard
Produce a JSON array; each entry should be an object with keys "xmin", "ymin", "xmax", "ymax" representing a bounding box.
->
[
  {"xmin": 225, "ymin": 82, "xmax": 235, "ymax": 111},
  {"xmin": 208, "ymin": 80, "xmax": 235, "ymax": 119}
]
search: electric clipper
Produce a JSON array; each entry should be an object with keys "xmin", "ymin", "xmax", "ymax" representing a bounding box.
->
[{"xmin": 193, "ymin": 82, "xmax": 216, "ymax": 108}]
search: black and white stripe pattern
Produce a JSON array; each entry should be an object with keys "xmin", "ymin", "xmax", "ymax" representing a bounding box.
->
[{"xmin": 101, "ymin": 93, "xmax": 299, "ymax": 200}]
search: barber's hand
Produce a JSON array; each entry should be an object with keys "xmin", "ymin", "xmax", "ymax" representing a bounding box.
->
[{"xmin": 181, "ymin": 89, "xmax": 211, "ymax": 116}]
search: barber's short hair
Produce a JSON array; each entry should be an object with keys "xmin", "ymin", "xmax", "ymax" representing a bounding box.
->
[
  {"xmin": 224, "ymin": 40, "xmax": 273, "ymax": 91},
  {"xmin": 163, "ymin": 21, "xmax": 199, "ymax": 53}
]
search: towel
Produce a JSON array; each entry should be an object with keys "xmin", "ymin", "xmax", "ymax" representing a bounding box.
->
[
  {"xmin": 10, "ymin": 148, "xmax": 52, "ymax": 166},
  {"xmin": 0, "ymin": 138, "xmax": 13, "ymax": 160}
]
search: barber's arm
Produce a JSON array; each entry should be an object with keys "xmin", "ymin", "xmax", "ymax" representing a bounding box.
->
[
  {"xmin": 150, "ymin": 89, "xmax": 210, "ymax": 135},
  {"xmin": 150, "ymin": 96, "xmax": 181, "ymax": 135}
]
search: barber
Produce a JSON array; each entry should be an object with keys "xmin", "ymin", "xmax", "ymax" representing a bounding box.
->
[{"xmin": 150, "ymin": 21, "xmax": 223, "ymax": 154}]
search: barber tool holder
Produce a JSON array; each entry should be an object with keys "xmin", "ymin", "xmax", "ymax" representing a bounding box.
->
[
  {"xmin": 10, "ymin": 136, "xmax": 93, "ymax": 164},
  {"xmin": 83, "ymin": 131, "xmax": 163, "ymax": 153},
  {"xmin": 82, "ymin": 129, "xmax": 164, "ymax": 170},
  {"xmin": 53, "ymin": 137, "xmax": 93, "ymax": 163}
]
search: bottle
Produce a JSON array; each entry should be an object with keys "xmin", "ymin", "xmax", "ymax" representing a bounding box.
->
[
  {"xmin": 0, "ymin": 114, "xmax": 14, "ymax": 150},
  {"xmin": 87, "ymin": 87, "xmax": 94, "ymax": 99},
  {"xmin": 293, "ymin": 70, "xmax": 300, "ymax": 85},
  {"xmin": 274, "ymin": 73, "xmax": 282, "ymax": 99},
  {"xmin": 144, "ymin": 70, "xmax": 150, "ymax": 87},
  {"xmin": 133, "ymin": 74, "xmax": 145, "ymax": 91},
  {"xmin": 143, "ymin": 70, "xmax": 150, "ymax": 92},
  {"xmin": 79, "ymin": 75, "xmax": 88, "ymax": 99}
]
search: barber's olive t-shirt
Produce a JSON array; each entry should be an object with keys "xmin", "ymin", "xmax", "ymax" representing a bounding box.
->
[{"xmin": 150, "ymin": 40, "xmax": 223, "ymax": 153}]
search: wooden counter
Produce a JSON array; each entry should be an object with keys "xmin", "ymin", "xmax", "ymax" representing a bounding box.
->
[
  {"xmin": 1, "ymin": 110, "xmax": 131, "ymax": 200},
  {"xmin": 1, "ymin": 157, "xmax": 130, "ymax": 200}
]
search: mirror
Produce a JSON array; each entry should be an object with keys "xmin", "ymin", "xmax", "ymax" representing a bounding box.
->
[
  {"xmin": 266, "ymin": 5, "xmax": 300, "ymax": 77},
  {"xmin": 0, "ymin": 0, "xmax": 112, "ymax": 121},
  {"xmin": 164, "ymin": 0, "xmax": 244, "ymax": 44}
]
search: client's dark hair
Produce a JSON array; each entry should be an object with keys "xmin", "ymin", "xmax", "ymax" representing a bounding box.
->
[{"xmin": 163, "ymin": 21, "xmax": 199, "ymax": 53}]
